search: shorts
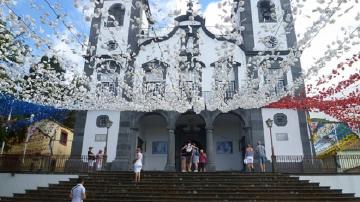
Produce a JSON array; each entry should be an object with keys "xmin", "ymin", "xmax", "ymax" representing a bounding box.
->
[
  {"xmin": 258, "ymin": 156, "xmax": 266, "ymax": 164},
  {"xmin": 186, "ymin": 155, "xmax": 192, "ymax": 164},
  {"xmin": 199, "ymin": 162, "xmax": 205, "ymax": 169},
  {"xmin": 244, "ymin": 156, "xmax": 253, "ymax": 164},
  {"xmin": 88, "ymin": 160, "xmax": 94, "ymax": 167},
  {"xmin": 181, "ymin": 156, "xmax": 187, "ymax": 161},
  {"xmin": 192, "ymin": 156, "xmax": 199, "ymax": 164},
  {"xmin": 134, "ymin": 164, "xmax": 142, "ymax": 173}
]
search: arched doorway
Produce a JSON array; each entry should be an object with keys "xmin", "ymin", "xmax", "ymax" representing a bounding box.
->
[
  {"xmin": 213, "ymin": 113, "xmax": 245, "ymax": 171},
  {"xmin": 138, "ymin": 113, "xmax": 168, "ymax": 170},
  {"xmin": 175, "ymin": 112, "xmax": 206, "ymax": 171}
]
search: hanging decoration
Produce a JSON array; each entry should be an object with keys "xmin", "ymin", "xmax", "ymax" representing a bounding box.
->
[{"xmin": 0, "ymin": 0, "xmax": 358, "ymax": 128}]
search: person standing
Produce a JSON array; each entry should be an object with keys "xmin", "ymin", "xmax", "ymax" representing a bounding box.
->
[
  {"xmin": 198, "ymin": 149, "xmax": 207, "ymax": 172},
  {"xmin": 87, "ymin": 147, "xmax": 95, "ymax": 172},
  {"xmin": 180, "ymin": 144, "xmax": 187, "ymax": 172},
  {"xmin": 133, "ymin": 148, "xmax": 143, "ymax": 182},
  {"xmin": 69, "ymin": 177, "xmax": 86, "ymax": 202},
  {"xmin": 185, "ymin": 141, "xmax": 193, "ymax": 172},
  {"xmin": 244, "ymin": 144, "xmax": 254, "ymax": 172},
  {"xmin": 256, "ymin": 141, "xmax": 266, "ymax": 172},
  {"xmin": 192, "ymin": 143, "xmax": 200, "ymax": 172},
  {"xmin": 95, "ymin": 150, "xmax": 103, "ymax": 171}
]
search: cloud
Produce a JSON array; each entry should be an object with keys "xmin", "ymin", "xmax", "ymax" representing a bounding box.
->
[
  {"xmin": 52, "ymin": 30, "xmax": 85, "ymax": 75},
  {"xmin": 203, "ymin": 0, "xmax": 233, "ymax": 34},
  {"xmin": 149, "ymin": 0, "xmax": 202, "ymax": 28}
]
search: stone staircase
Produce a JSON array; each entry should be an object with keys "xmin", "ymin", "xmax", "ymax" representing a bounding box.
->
[{"xmin": 1, "ymin": 172, "xmax": 360, "ymax": 202}]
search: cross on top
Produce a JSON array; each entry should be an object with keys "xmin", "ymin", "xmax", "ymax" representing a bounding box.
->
[{"xmin": 187, "ymin": 0, "xmax": 194, "ymax": 11}]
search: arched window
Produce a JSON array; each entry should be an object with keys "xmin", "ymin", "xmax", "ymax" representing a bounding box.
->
[
  {"xmin": 257, "ymin": 0, "xmax": 277, "ymax": 22},
  {"xmin": 211, "ymin": 58, "xmax": 240, "ymax": 99},
  {"xmin": 260, "ymin": 58, "xmax": 287, "ymax": 95},
  {"xmin": 96, "ymin": 60, "xmax": 121, "ymax": 73},
  {"xmin": 142, "ymin": 60, "xmax": 168, "ymax": 96},
  {"xmin": 107, "ymin": 4, "xmax": 125, "ymax": 27}
]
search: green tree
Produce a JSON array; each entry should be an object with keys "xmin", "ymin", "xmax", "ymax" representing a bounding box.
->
[{"xmin": 22, "ymin": 56, "xmax": 67, "ymax": 102}]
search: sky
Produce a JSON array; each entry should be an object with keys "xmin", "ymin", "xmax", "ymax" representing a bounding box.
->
[{"xmin": 3, "ymin": 0, "xmax": 360, "ymax": 92}]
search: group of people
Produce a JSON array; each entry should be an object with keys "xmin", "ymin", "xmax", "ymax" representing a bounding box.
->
[
  {"xmin": 72, "ymin": 142, "xmax": 267, "ymax": 201},
  {"xmin": 87, "ymin": 147, "xmax": 104, "ymax": 171},
  {"xmin": 180, "ymin": 141, "xmax": 207, "ymax": 172},
  {"xmin": 244, "ymin": 141, "xmax": 267, "ymax": 172}
]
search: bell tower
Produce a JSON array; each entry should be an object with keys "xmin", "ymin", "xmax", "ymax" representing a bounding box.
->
[
  {"xmin": 236, "ymin": 0, "xmax": 295, "ymax": 51},
  {"xmin": 85, "ymin": 0, "xmax": 153, "ymax": 76}
]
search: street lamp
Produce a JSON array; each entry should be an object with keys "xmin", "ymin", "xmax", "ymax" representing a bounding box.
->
[
  {"xmin": 104, "ymin": 119, "xmax": 113, "ymax": 158},
  {"xmin": 266, "ymin": 118, "xmax": 276, "ymax": 172}
]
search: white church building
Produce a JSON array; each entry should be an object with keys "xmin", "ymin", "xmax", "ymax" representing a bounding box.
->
[{"xmin": 71, "ymin": 0, "xmax": 312, "ymax": 171}]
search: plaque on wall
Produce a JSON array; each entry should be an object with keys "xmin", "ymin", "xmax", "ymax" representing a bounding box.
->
[
  {"xmin": 95, "ymin": 134, "xmax": 106, "ymax": 142},
  {"xmin": 276, "ymin": 133, "xmax": 289, "ymax": 141},
  {"xmin": 273, "ymin": 113, "xmax": 287, "ymax": 126}
]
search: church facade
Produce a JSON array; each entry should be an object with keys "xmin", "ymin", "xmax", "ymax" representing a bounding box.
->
[{"xmin": 71, "ymin": 0, "xmax": 312, "ymax": 171}]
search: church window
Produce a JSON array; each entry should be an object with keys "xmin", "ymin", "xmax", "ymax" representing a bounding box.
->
[
  {"xmin": 225, "ymin": 80, "xmax": 236, "ymax": 99},
  {"xmin": 107, "ymin": 4, "xmax": 125, "ymax": 27},
  {"xmin": 96, "ymin": 60, "xmax": 121, "ymax": 73},
  {"xmin": 212, "ymin": 59, "xmax": 239, "ymax": 99},
  {"xmin": 101, "ymin": 82, "xmax": 116, "ymax": 95},
  {"xmin": 142, "ymin": 60, "xmax": 168, "ymax": 97},
  {"xmin": 257, "ymin": 0, "xmax": 277, "ymax": 22},
  {"xmin": 96, "ymin": 115, "xmax": 109, "ymax": 128},
  {"xmin": 275, "ymin": 79, "xmax": 285, "ymax": 93},
  {"xmin": 265, "ymin": 79, "xmax": 285, "ymax": 95}
]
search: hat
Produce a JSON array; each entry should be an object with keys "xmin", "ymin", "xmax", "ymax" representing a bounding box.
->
[{"xmin": 89, "ymin": 146, "xmax": 93, "ymax": 149}]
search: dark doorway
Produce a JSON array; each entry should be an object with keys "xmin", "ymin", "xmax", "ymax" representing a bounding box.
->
[
  {"xmin": 137, "ymin": 137, "xmax": 144, "ymax": 151},
  {"xmin": 175, "ymin": 112, "xmax": 206, "ymax": 171}
]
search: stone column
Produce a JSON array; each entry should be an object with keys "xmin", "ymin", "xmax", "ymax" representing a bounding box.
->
[
  {"xmin": 165, "ymin": 129, "xmax": 176, "ymax": 171},
  {"xmin": 129, "ymin": 127, "xmax": 139, "ymax": 170},
  {"xmin": 206, "ymin": 127, "xmax": 216, "ymax": 171}
]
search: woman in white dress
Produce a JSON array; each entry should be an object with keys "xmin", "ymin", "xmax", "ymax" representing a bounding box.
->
[
  {"xmin": 133, "ymin": 148, "xmax": 143, "ymax": 182},
  {"xmin": 244, "ymin": 144, "xmax": 254, "ymax": 172}
]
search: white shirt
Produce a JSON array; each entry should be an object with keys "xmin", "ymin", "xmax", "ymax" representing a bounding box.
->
[
  {"xmin": 71, "ymin": 184, "xmax": 85, "ymax": 202},
  {"xmin": 135, "ymin": 152, "xmax": 143, "ymax": 166}
]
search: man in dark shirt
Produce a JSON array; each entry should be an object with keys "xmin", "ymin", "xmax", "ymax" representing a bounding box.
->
[
  {"xmin": 256, "ymin": 141, "xmax": 266, "ymax": 172},
  {"xmin": 88, "ymin": 147, "xmax": 95, "ymax": 171}
]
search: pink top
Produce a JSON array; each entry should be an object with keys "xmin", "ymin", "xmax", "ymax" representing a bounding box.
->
[{"xmin": 199, "ymin": 153, "xmax": 207, "ymax": 163}]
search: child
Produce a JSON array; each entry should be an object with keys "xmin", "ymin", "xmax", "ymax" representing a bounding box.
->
[{"xmin": 199, "ymin": 149, "xmax": 207, "ymax": 172}]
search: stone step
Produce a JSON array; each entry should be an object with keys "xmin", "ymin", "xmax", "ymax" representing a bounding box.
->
[
  {"xmin": 33, "ymin": 186, "xmax": 338, "ymax": 193},
  {"xmin": 8, "ymin": 195, "xmax": 360, "ymax": 202},
  {"xmin": 4, "ymin": 172, "xmax": 359, "ymax": 202},
  {"xmin": 22, "ymin": 190, "xmax": 350, "ymax": 197}
]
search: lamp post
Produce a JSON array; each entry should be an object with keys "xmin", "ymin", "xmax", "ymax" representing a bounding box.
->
[
  {"xmin": 266, "ymin": 118, "xmax": 276, "ymax": 172},
  {"xmin": 104, "ymin": 119, "xmax": 113, "ymax": 159}
]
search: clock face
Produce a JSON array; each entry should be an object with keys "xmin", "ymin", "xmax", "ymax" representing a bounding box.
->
[{"xmin": 263, "ymin": 36, "xmax": 278, "ymax": 48}]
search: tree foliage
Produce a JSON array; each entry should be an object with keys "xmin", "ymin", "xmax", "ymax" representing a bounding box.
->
[{"xmin": 0, "ymin": 20, "xmax": 28, "ymax": 64}]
